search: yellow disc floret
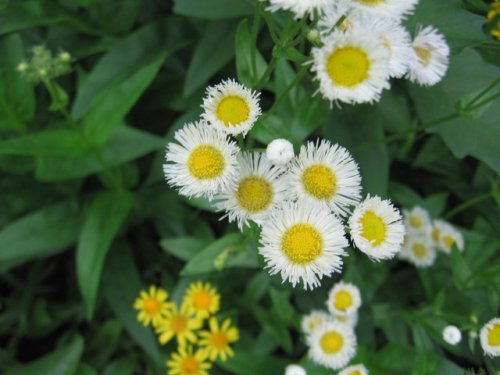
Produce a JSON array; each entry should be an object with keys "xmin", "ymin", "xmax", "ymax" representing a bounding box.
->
[
  {"xmin": 409, "ymin": 214, "xmax": 423, "ymax": 229},
  {"xmin": 236, "ymin": 176, "xmax": 273, "ymax": 213},
  {"xmin": 357, "ymin": 0, "xmax": 384, "ymax": 4},
  {"xmin": 359, "ymin": 211, "xmax": 387, "ymax": 246},
  {"xmin": 187, "ymin": 145, "xmax": 225, "ymax": 180},
  {"xmin": 334, "ymin": 290, "xmax": 353, "ymax": 311},
  {"xmin": 414, "ymin": 46, "xmax": 432, "ymax": 67},
  {"xmin": 327, "ymin": 47, "xmax": 370, "ymax": 87},
  {"xmin": 302, "ymin": 164, "xmax": 337, "ymax": 200},
  {"xmin": 412, "ymin": 243, "xmax": 428, "ymax": 259},
  {"xmin": 282, "ymin": 223, "xmax": 323, "ymax": 265},
  {"xmin": 488, "ymin": 323, "xmax": 500, "ymax": 346},
  {"xmin": 320, "ymin": 331, "xmax": 344, "ymax": 354},
  {"xmin": 216, "ymin": 96, "xmax": 250, "ymax": 126}
]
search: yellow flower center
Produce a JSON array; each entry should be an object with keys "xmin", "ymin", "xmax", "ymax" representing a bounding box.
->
[
  {"xmin": 412, "ymin": 243, "xmax": 428, "ymax": 259},
  {"xmin": 334, "ymin": 291, "xmax": 353, "ymax": 311},
  {"xmin": 211, "ymin": 332, "xmax": 229, "ymax": 348},
  {"xmin": 327, "ymin": 47, "xmax": 370, "ymax": 87},
  {"xmin": 349, "ymin": 371, "xmax": 361, "ymax": 375},
  {"xmin": 359, "ymin": 211, "xmax": 387, "ymax": 246},
  {"xmin": 236, "ymin": 176, "xmax": 273, "ymax": 213},
  {"xmin": 282, "ymin": 223, "xmax": 323, "ymax": 265},
  {"xmin": 194, "ymin": 291, "xmax": 212, "ymax": 309},
  {"xmin": 409, "ymin": 214, "xmax": 423, "ymax": 229},
  {"xmin": 302, "ymin": 164, "xmax": 337, "ymax": 200},
  {"xmin": 432, "ymin": 227, "xmax": 441, "ymax": 242},
  {"xmin": 414, "ymin": 46, "xmax": 432, "ymax": 67},
  {"xmin": 181, "ymin": 357, "xmax": 199, "ymax": 375},
  {"xmin": 216, "ymin": 95, "xmax": 249, "ymax": 126},
  {"xmin": 309, "ymin": 318, "xmax": 322, "ymax": 331},
  {"xmin": 488, "ymin": 323, "xmax": 500, "ymax": 346},
  {"xmin": 444, "ymin": 235, "xmax": 455, "ymax": 249},
  {"xmin": 357, "ymin": 0, "xmax": 384, "ymax": 4},
  {"xmin": 171, "ymin": 316, "xmax": 187, "ymax": 333},
  {"xmin": 320, "ymin": 331, "xmax": 344, "ymax": 354},
  {"xmin": 144, "ymin": 298, "xmax": 161, "ymax": 315},
  {"xmin": 187, "ymin": 145, "xmax": 225, "ymax": 180}
]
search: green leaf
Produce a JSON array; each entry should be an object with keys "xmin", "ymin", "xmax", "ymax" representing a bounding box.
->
[
  {"xmin": 235, "ymin": 19, "xmax": 268, "ymax": 87},
  {"xmin": 0, "ymin": 200, "xmax": 82, "ymax": 271},
  {"xmin": 404, "ymin": 0, "xmax": 487, "ymax": 52},
  {"xmin": 450, "ymin": 248, "xmax": 472, "ymax": 291},
  {"xmin": 269, "ymin": 288, "xmax": 294, "ymax": 326},
  {"xmin": 102, "ymin": 242, "xmax": 164, "ymax": 367},
  {"xmin": 35, "ymin": 126, "xmax": 164, "ymax": 181},
  {"xmin": 218, "ymin": 350, "xmax": 288, "ymax": 375},
  {"xmin": 0, "ymin": 129, "xmax": 89, "ymax": 157},
  {"xmin": 77, "ymin": 190, "xmax": 134, "ymax": 318},
  {"xmin": 0, "ymin": 34, "xmax": 35, "ymax": 132},
  {"xmin": 409, "ymin": 48, "xmax": 500, "ymax": 172},
  {"xmin": 0, "ymin": 0, "xmax": 96, "ymax": 35},
  {"xmin": 5, "ymin": 336, "xmax": 84, "ymax": 375},
  {"xmin": 183, "ymin": 20, "xmax": 238, "ymax": 96},
  {"xmin": 173, "ymin": 0, "xmax": 254, "ymax": 20},
  {"xmin": 72, "ymin": 19, "xmax": 190, "ymax": 143},
  {"xmin": 160, "ymin": 236, "xmax": 207, "ymax": 261},
  {"xmin": 102, "ymin": 357, "xmax": 137, "ymax": 375}
]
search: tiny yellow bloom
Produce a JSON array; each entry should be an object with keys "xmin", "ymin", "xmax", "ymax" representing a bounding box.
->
[
  {"xmin": 198, "ymin": 317, "xmax": 239, "ymax": 362},
  {"xmin": 156, "ymin": 302, "xmax": 202, "ymax": 347},
  {"xmin": 133, "ymin": 285, "xmax": 171, "ymax": 327},
  {"xmin": 166, "ymin": 345, "xmax": 211, "ymax": 375},
  {"xmin": 183, "ymin": 281, "xmax": 221, "ymax": 319}
]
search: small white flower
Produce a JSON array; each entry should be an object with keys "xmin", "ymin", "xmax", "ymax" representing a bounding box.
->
[
  {"xmin": 268, "ymin": 0, "xmax": 333, "ymax": 19},
  {"xmin": 163, "ymin": 121, "xmax": 239, "ymax": 200},
  {"xmin": 338, "ymin": 364, "xmax": 369, "ymax": 375},
  {"xmin": 327, "ymin": 282, "xmax": 362, "ymax": 317},
  {"xmin": 259, "ymin": 201, "xmax": 348, "ymax": 290},
  {"xmin": 334, "ymin": 311, "xmax": 359, "ymax": 328},
  {"xmin": 285, "ymin": 364, "xmax": 307, "ymax": 375},
  {"xmin": 287, "ymin": 139, "xmax": 361, "ymax": 217},
  {"xmin": 214, "ymin": 151, "xmax": 289, "ymax": 230},
  {"xmin": 202, "ymin": 79, "xmax": 261, "ymax": 137},
  {"xmin": 308, "ymin": 321, "xmax": 357, "ymax": 370},
  {"xmin": 443, "ymin": 325, "xmax": 462, "ymax": 345},
  {"xmin": 341, "ymin": 0, "xmax": 419, "ymax": 20},
  {"xmin": 407, "ymin": 26, "xmax": 450, "ymax": 87},
  {"xmin": 266, "ymin": 139, "xmax": 295, "ymax": 165},
  {"xmin": 302, "ymin": 310, "xmax": 333, "ymax": 336},
  {"xmin": 480, "ymin": 317, "xmax": 500, "ymax": 357},
  {"xmin": 349, "ymin": 195, "xmax": 405, "ymax": 261},
  {"xmin": 400, "ymin": 235, "xmax": 436, "ymax": 268},
  {"xmin": 431, "ymin": 219, "xmax": 464, "ymax": 254},
  {"xmin": 311, "ymin": 28, "xmax": 391, "ymax": 104},
  {"xmin": 403, "ymin": 206, "xmax": 432, "ymax": 234}
]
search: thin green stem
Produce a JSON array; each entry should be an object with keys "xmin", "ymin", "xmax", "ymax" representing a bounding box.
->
[
  {"xmin": 467, "ymin": 91, "xmax": 500, "ymax": 111},
  {"xmin": 444, "ymin": 192, "xmax": 493, "ymax": 219},
  {"xmin": 465, "ymin": 76, "xmax": 500, "ymax": 108},
  {"xmin": 250, "ymin": 1, "xmax": 263, "ymax": 79}
]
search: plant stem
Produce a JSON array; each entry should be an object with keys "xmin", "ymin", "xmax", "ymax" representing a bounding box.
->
[{"xmin": 444, "ymin": 192, "xmax": 493, "ymax": 219}]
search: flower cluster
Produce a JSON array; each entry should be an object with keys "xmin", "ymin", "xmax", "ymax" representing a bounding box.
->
[
  {"xmin": 269, "ymin": 1, "xmax": 450, "ymax": 104},
  {"xmin": 398, "ymin": 205, "xmax": 464, "ymax": 268},
  {"xmin": 133, "ymin": 282, "xmax": 239, "ymax": 375},
  {"xmin": 301, "ymin": 281, "xmax": 367, "ymax": 372},
  {"xmin": 17, "ymin": 45, "xmax": 72, "ymax": 83},
  {"xmin": 164, "ymin": 79, "xmax": 407, "ymax": 290}
]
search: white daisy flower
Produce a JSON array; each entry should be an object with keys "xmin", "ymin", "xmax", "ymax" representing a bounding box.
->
[
  {"xmin": 335, "ymin": 311, "xmax": 359, "ymax": 328},
  {"xmin": 214, "ymin": 151, "xmax": 288, "ymax": 230},
  {"xmin": 287, "ymin": 140, "xmax": 361, "ymax": 217},
  {"xmin": 285, "ymin": 364, "xmax": 307, "ymax": 375},
  {"xmin": 403, "ymin": 206, "xmax": 432, "ymax": 234},
  {"xmin": 327, "ymin": 281, "xmax": 362, "ymax": 317},
  {"xmin": 407, "ymin": 26, "xmax": 450, "ymax": 87},
  {"xmin": 349, "ymin": 195, "xmax": 405, "ymax": 261},
  {"xmin": 201, "ymin": 79, "xmax": 261, "ymax": 137},
  {"xmin": 480, "ymin": 317, "xmax": 500, "ymax": 357},
  {"xmin": 267, "ymin": 0, "xmax": 334, "ymax": 19},
  {"xmin": 308, "ymin": 321, "xmax": 357, "ymax": 370},
  {"xmin": 343, "ymin": 0, "xmax": 419, "ymax": 20},
  {"xmin": 339, "ymin": 364, "xmax": 369, "ymax": 375},
  {"xmin": 401, "ymin": 235, "xmax": 436, "ymax": 268},
  {"xmin": 266, "ymin": 139, "xmax": 295, "ymax": 165},
  {"xmin": 259, "ymin": 201, "xmax": 349, "ymax": 290},
  {"xmin": 317, "ymin": 3, "xmax": 355, "ymax": 35},
  {"xmin": 302, "ymin": 310, "xmax": 333, "ymax": 336},
  {"xmin": 443, "ymin": 325, "xmax": 462, "ymax": 345},
  {"xmin": 164, "ymin": 121, "xmax": 240, "ymax": 200},
  {"xmin": 311, "ymin": 28, "xmax": 391, "ymax": 104},
  {"xmin": 431, "ymin": 219, "xmax": 464, "ymax": 254}
]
